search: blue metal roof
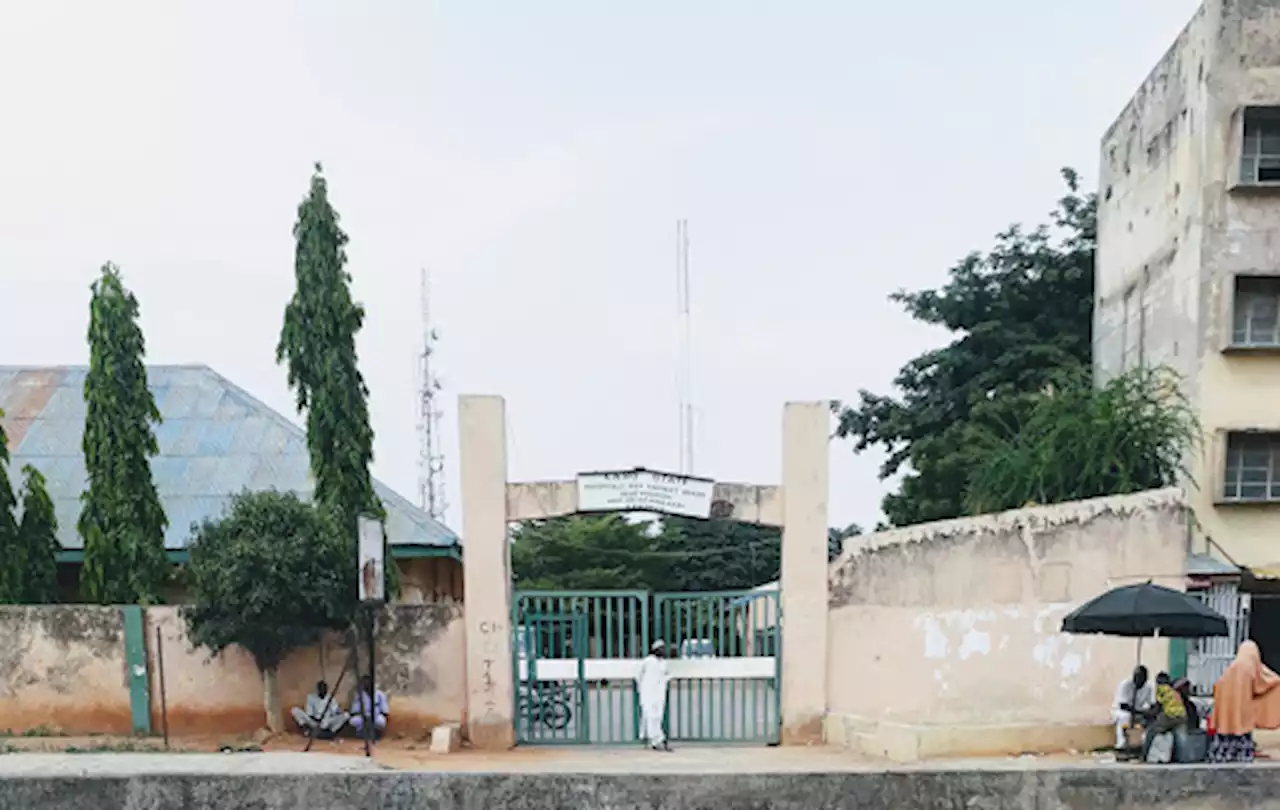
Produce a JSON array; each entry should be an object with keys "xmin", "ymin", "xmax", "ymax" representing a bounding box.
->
[{"xmin": 0, "ymin": 365, "xmax": 458, "ymax": 552}]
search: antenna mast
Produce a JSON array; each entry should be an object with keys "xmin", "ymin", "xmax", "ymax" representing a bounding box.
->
[
  {"xmin": 676, "ymin": 219, "xmax": 694, "ymax": 475},
  {"xmin": 418, "ymin": 268, "xmax": 448, "ymax": 521}
]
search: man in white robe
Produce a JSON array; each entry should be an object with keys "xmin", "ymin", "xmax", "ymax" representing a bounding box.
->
[
  {"xmin": 637, "ymin": 640, "xmax": 672, "ymax": 751},
  {"xmin": 1112, "ymin": 665, "xmax": 1155, "ymax": 750},
  {"xmin": 291, "ymin": 680, "xmax": 350, "ymax": 739}
]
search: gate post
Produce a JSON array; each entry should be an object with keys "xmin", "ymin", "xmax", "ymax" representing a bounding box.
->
[
  {"xmin": 459, "ymin": 395, "xmax": 515, "ymax": 749},
  {"xmin": 780, "ymin": 401, "xmax": 829, "ymax": 745}
]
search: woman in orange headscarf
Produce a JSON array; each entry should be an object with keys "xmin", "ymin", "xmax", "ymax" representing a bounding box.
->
[{"xmin": 1208, "ymin": 641, "xmax": 1280, "ymax": 763}]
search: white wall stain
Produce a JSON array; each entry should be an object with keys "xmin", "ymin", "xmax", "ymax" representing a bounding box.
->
[{"xmin": 958, "ymin": 629, "xmax": 990, "ymax": 660}]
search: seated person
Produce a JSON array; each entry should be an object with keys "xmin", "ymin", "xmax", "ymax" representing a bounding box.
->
[
  {"xmin": 1173, "ymin": 677, "xmax": 1201, "ymax": 729},
  {"xmin": 349, "ymin": 675, "xmax": 389, "ymax": 741},
  {"xmin": 1143, "ymin": 672, "xmax": 1187, "ymax": 760},
  {"xmin": 291, "ymin": 680, "xmax": 349, "ymax": 739},
  {"xmin": 1112, "ymin": 665, "xmax": 1156, "ymax": 751}
]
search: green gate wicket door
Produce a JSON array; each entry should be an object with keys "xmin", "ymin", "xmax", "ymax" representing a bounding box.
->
[
  {"xmin": 655, "ymin": 589, "xmax": 781, "ymax": 745},
  {"xmin": 513, "ymin": 591, "xmax": 649, "ymax": 745}
]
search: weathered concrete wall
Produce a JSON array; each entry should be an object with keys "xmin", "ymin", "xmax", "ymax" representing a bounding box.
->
[
  {"xmin": 146, "ymin": 604, "xmax": 465, "ymax": 736},
  {"xmin": 1097, "ymin": 0, "xmax": 1280, "ymax": 567},
  {"xmin": 0, "ymin": 605, "xmax": 465, "ymax": 737},
  {"xmin": 825, "ymin": 489, "xmax": 1187, "ymax": 760},
  {"xmin": 8, "ymin": 767, "xmax": 1280, "ymax": 810},
  {"xmin": 0, "ymin": 607, "xmax": 131, "ymax": 735}
]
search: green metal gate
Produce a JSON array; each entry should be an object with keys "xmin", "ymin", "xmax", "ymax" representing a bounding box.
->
[
  {"xmin": 513, "ymin": 591, "xmax": 649, "ymax": 745},
  {"xmin": 655, "ymin": 589, "xmax": 781, "ymax": 744},
  {"xmin": 512, "ymin": 588, "xmax": 779, "ymax": 746}
]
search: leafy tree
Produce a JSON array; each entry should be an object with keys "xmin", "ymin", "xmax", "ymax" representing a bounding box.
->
[
  {"xmin": 833, "ymin": 170, "xmax": 1095, "ymax": 526},
  {"xmin": 511, "ymin": 515, "xmax": 659, "ymax": 590},
  {"xmin": 656, "ymin": 518, "xmax": 784, "ymax": 591},
  {"xmin": 509, "ymin": 514, "xmax": 862, "ymax": 594},
  {"xmin": 183, "ymin": 490, "xmax": 352, "ymax": 732},
  {"xmin": 277, "ymin": 164, "xmax": 380, "ymax": 536},
  {"xmin": 0, "ymin": 413, "xmax": 20, "ymax": 602},
  {"xmin": 964, "ymin": 366, "xmax": 1199, "ymax": 514},
  {"xmin": 79, "ymin": 264, "xmax": 169, "ymax": 604},
  {"xmin": 17, "ymin": 465, "xmax": 60, "ymax": 604}
]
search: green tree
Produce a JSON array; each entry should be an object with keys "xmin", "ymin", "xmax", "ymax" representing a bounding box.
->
[
  {"xmin": 655, "ymin": 518, "xmax": 784, "ymax": 591},
  {"xmin": 0, "ymin": 412, "xmax": 20, "ymax": 602},
  {"xmin": 183, "ymin": 490, "xmax": 352, "ymax": 732},
  {"xmin": 79, "ymin": 263, "xmax": 169, "ymax": 604},
  {"xmin": 964, "ymin": 366, "xmax": 1199, "ymax": 514},
  {"xmin": 277, "ymin": 164, "xmax": 380, "ymax": 536},
  {"xmin": 511, "ymin": 515, "xmax": 660, "ymax": 590},
  {"xmin": 833, "ymin": 170, "xmax": 1095, "ymax": 526},
  {"xmin": 17, "ymin": 465, "xmax": 60, "ymax": 604}
]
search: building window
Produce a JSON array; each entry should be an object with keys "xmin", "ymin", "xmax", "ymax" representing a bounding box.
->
[
  {"xmin": 1233, "ymin": 277, "xmax": 1280, "ymax": 347},
  {"xmin": 1223, "ymin": 432, "xmax": 1280, "ymax": 502},
  {"xmin": 1241, "ymin": 107, "xmax": 1280, "ymax": 184}
]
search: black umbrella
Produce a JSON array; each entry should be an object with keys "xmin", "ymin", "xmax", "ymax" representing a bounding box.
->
[{"xmin": 1061, "ymin": 582, "xmax": 1228, "ymax": 638}]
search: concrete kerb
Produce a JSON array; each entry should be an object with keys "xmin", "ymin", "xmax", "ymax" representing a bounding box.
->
[{"xmin": 4, "ymin": 764, "xmax": 1280, "ymax": 810}]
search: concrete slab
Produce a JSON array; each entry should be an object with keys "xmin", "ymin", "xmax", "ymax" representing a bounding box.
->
[
  {"xmin": 0, "ymin": 759, "xmax": 1278, "ymax": 809},
  {"xmin": 0, "ymin": 752, "xmax": 388, "ymax": 777}
]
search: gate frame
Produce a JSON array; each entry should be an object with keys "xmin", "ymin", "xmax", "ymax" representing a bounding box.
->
[{"xmin": 458, "ymin": 396, "xmax": 830, "ymax": 750}]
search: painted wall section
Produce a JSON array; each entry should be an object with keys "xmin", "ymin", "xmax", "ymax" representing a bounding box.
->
[
  {"xmin": 145, "ymin": 604, "xmax": 464, "ymax": 736},
  {"xmin": 0, "ymin": 606, "xmax": 132, "ymax": 735},
  {"xmin": 1096, "ymin": 0, "xmax": 1280, "ymax": 566},
  {"xmin": 0, "ymin": 605, "xmax": 464, "ymax": 737},
  {"xmin": 825, "ymin": 489, "xmax": 1188, "ymax": 760}
]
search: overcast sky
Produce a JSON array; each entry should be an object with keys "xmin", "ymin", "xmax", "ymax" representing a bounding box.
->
[{"xmin": 0, "ymin": 1, "xmax": 1201, "ymax": 531}]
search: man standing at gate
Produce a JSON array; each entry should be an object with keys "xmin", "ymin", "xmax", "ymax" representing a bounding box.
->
[{"xmin": 637, "ymin": 639, "xmax": 672, "ymax": 751}]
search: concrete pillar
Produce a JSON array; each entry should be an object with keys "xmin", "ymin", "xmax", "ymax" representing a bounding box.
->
[
  {"xmin": 459, "ymin": 395, "xmax": 515, "ymax": 750},
  {"xmin": 780, "ymin": 401, "xmax": 829, "ymax": 745}
]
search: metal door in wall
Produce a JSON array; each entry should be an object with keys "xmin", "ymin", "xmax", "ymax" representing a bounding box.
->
[
  {"xmin": 655, "ymin": 589, "xmax": 781, "ymax": 745},
  {"xmin": 1188, "ymin": 584, "xmax": 1250, "ymax": 695},
  {"xmin": 513, "ymin": 591, "xmax": 649, "ymax": 745}
]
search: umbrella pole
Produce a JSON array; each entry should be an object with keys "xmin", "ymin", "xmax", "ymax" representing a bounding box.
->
[{"xmin": 1136, "ymin": 635, "xmax": 1144, "ymax": 670}]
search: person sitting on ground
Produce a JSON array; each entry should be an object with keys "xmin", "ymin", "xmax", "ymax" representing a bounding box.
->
[
  {"xmin": 1142, "ymin": 672, "xmax": 1187, "ymax": 761},
  {"xmin": 1112, "ymin": 665, "xmax": 1155, "ymax": 751},
  {"xmin": 1173, "ymin": 677, "xmax": 1201, "ymax": 730},
  {"xmin": 1208, "ymin": 640, "xmax": 1280, "ymax": 763},
  {"xmin": 349, "ymin": 675, "xmax": 389, "ymax": 741},
  {"xmin": 290, "ymin": 680, "xmax": 349, "ymax": 739}
]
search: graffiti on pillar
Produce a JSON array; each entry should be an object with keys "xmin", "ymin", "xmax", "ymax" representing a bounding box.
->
[{"xmin": 479, "ymin": 619, "xmax": 504, "ymax": 720}]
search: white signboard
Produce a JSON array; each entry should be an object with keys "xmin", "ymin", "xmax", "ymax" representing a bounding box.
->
[
  {"xmin": 576, "ymin": 469, "xmax": 715, "ymax": 519},
  {"xmin": 357, "ymin": 515, "xmax": 385, "ymax": 603}
]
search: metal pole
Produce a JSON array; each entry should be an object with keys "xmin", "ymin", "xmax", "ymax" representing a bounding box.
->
[
  {"xmin": 303, "ymin": 645, "xmax": 353, "ymax": 753},
  {"xmin": 156, "ymin": 626, "xmax": 170, "ymax": 750},
  {"xmin": 366, "ymin": 607, "xmax": 378, "ymax": 756}
]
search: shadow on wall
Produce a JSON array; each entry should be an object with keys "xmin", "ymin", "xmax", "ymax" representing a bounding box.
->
[{"xmin": 0, "ymin": 604, "xmax": 465, "ymax": 737}]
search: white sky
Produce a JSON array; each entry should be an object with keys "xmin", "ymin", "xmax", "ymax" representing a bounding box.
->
[{"xmin": 0, "ymin": 1, "xmax": 1201, "ymax": 531}]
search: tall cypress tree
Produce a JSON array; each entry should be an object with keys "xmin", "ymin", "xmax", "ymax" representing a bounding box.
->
[
  {"xmin": 19, "ymin": 465, "xmax": 60, "ymax": 604},
  {"xmin": 277, "ymin": 165, "xmax": 380, "ymax": 537},
  {"xmin": 79, "ymin": 263, "xmax": 169, "ymax": 604},
  {"xmin": 0, "ymin": 413, "xmax": 20, "ymax": 602}
]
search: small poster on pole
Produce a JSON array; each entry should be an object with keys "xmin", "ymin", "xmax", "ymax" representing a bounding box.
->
[{"xmin": 357, "ymin": 515, "xmax": 385, "ymax": 604}]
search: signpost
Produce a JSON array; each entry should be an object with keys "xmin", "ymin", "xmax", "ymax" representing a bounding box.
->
[
  {"xmin": 356, "ymin": 514, "xmax": 385, "ymax": 758},
  {"xmin": 576, "ymin": 468, "xmax": 715, "ymax": 519}
]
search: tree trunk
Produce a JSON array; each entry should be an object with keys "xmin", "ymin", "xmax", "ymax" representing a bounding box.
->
[{"xmin": 263, "ymin": 666, "xmax": 284, "ymax": 733}]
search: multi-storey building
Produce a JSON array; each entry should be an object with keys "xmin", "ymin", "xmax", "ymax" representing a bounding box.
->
[{"xmin": 1097, "ymin": 0, "xmax": 1280, "ymax": 683}]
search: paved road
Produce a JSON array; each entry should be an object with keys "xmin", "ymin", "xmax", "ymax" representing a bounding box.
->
[{"xmin": 517, "ymin": 680, "xmax": 778, "ymax": 744}]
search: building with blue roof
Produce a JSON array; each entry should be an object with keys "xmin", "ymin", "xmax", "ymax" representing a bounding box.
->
[{"xmin": 0, "ymin": 365, "xmax": 461, "ymax": 603}]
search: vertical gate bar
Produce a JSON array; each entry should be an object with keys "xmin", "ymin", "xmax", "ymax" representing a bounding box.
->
[
  {"xmin": 731, "ymin": 598, "xmax": 740, "ymax": 740},
  {"xmin": 579, "ymin": 614, "xmax": 589, "ymax": 745},
  {"xmin": 592, "ymin": 597, "xmax": 601, "ymax": 743},
  {"xmin": 699, "ymin": 596, "xmax": 708, "ymax": 741},
  {"xmin": 750, "ymin": 594, "xmax": 759, "ymax": 741}
]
